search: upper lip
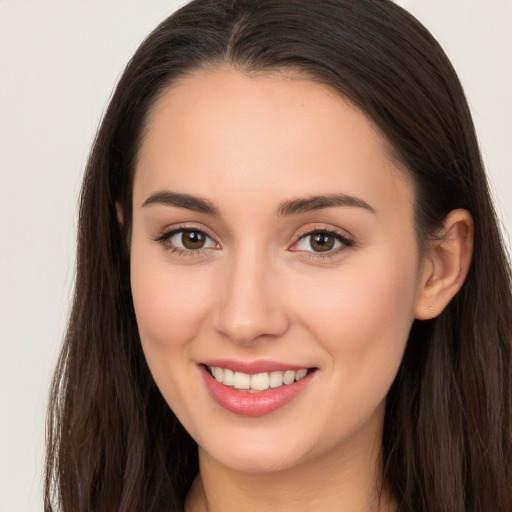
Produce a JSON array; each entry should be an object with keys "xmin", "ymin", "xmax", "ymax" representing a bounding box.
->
[{"xmin": 201, "ymin": 359, "xmax": 312, "ymax": 374}]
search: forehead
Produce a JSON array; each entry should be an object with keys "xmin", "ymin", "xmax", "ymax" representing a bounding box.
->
[{"xmin": 134, "ymin": 67, "xmax": 413, "ymax": 218}]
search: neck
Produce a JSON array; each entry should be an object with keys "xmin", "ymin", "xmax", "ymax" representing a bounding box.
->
[{"xmin": 185, "ymin": 415, "xmax": 395, "ymax": 512}]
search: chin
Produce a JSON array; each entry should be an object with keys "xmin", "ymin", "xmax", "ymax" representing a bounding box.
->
[{"xmin": 199, "ymin": 431, "xmax": 311, "ymax": 474}]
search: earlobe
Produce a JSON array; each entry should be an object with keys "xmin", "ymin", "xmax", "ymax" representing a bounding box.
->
[{"xmin": 414, "ymin": 209, "xmax": 473, "ymax": 320}]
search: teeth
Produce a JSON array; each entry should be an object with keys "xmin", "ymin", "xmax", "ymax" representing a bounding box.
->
[
  {"xmin": 223, "ymin": 368, "xmax": 234, "ymax": 386},
  {"xmin": 295, "ymin": 369, "xmax": 308, "ymax": 380},
  {"xmin": 233, "ymin": 371, "xmax": 251, "ymax": 390},
  {"xmin": 269, "ymin": 371, "xmax": 283, "ymax": 388},
  {"xmin": 283, "ymin": 370, "xmax": 295, "ymax": 385},
  {"xmin": 250, "ymin": 372, "xmax": 270, "ymax": 391},
  {"xmin": 208, "ymin": 366, "xmax": 309, "ymax": 392},
  {"xmin": 213, "ymin": 367, "xmax": 223, "ymax": 382}
]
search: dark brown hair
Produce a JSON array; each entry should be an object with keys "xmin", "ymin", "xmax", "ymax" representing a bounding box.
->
[{"xmin": 45, "ymin": 1, "xmax": 512, "ymax": 511}]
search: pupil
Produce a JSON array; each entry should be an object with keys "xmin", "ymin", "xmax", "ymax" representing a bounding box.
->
[
  {"xmin": 311, "ymin": 233, "xmax": 334, "ymax": 252},
  {"xmin": 182, "ymin": 231, "xmax": 205, "ymax": 249}
]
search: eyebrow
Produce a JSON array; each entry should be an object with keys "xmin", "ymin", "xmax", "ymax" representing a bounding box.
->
[
  {"xmin": 277, "ymin": 194, "xmax": 376, "ymax": 216},
  {"xmin": 141, "ymin": 191, "xmax": 218, "ymax": 215},
  {"xmin": 141, "ymin": 190, "xmax": 375, "ymax": 216}
]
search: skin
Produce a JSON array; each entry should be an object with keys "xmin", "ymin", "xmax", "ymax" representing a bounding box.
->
[{"xmin": 128, "ymin": 67, "xmax": 473, "ymax": 512}]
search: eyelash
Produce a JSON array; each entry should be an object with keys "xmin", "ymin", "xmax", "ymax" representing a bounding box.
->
[
  {"xmin": 154, "ymin": 226, "xmax": 218, "ymax": 257},
  {"xmin": 154, "ymin": 225, "xmax": 354, "ymax": 259},
  {"xmin": 291, "ymin": 227, "xmax": 354, "ymax": 259}
]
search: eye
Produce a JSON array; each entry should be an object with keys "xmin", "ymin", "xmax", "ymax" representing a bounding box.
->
[
  {"xmin": 157, "ymin": 228, "xmax": 218, "ymax": 253},
  {"xmin": 291, "ymin": 229, "xmax": 353, "ymax": 254}
]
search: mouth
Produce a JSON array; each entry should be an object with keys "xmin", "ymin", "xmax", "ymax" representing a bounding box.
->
[
  {"xmin": 199, "ymin": 362, "xmax": 317, "ymax": 416},
  {"xmin": 205, "ymin": 365, "xmax": 311, "ymax": 392}
]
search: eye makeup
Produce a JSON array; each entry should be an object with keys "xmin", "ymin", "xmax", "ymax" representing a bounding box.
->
[
  {"xmin": 153, "ymin": 222, "xmax": 355, "ymax": 262},
  {"xmin": 153, "ymin": 225, "xmax": 219, "ymax": 257}
]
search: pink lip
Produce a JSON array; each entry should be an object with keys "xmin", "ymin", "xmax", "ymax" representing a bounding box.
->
[
  {"xmin": 201, "ymin": 359, "xmax": 308, "ymax": 374},
  {"xmin": 199, "ymin": 364, "xmax": 315, "ymax": 417}
]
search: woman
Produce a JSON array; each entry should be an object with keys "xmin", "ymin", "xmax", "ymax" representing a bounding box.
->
[{"xmin": 44, "ymin": 1, "xmax": 512, "ymax": 511}]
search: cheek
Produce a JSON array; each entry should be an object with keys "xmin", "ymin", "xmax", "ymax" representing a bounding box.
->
[
  {"xmin": 130, "ymin": 253, "xmax": 211, "ymax": 354},
  {"xmin": 296, "ymin": 250, "xmax": 419, "ymax": 383},
  {"xmin": 348, "ymin": 261, "xmax": 417, "ymax": 343},
  {"xmin": 129, "ymin": 252, "xmax": 214, "ymax": 422}
]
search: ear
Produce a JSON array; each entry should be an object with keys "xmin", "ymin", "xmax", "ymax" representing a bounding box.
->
[
  {"xmin": 414, "ymin": 209, "xmax": 473, "ymax": 320},
  {"xmin": 115, "ymin": 201, "xmax": 124, "ymax": 226}
]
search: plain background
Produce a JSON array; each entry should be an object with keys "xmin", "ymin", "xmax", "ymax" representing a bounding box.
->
[{"xmin": 1, "ymin": 1, "xmax": 510, "ymax": 510}]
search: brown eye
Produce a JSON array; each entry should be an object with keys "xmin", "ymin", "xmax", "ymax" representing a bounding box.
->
[
  {"xmin": 292, "ymin": 229, "xmax": 353, "ymax": 255},
  {"xmin": 310, "ymin": 233, "xmax": 335, "ymax": 252},
  {"xmin": 181, "ymin": 230, "xmax": 206, "ymax": 249},
  {"xmin": 161, "ymin": 228, "xmax": 217, "ymax": 253}
]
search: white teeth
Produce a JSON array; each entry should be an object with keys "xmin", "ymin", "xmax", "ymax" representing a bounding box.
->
[
  {"xmin": 233, "ymin": 371, "xmax": 251, "ymax": 390},
  {"xmin": 250, "ymin": 372, "xmax": 270, "ymax": 391},
  {"xmin": 213, "ymin": 366, "xmax": 223, "ymax": 382},
  {"xmin": 269, "ymin": 371, "xmax": 283, "ymax": 388},
  {"xmin": 208, "ymin": 366, "xmax": 310, "ymax": 392},
  {"xmin": 283, "ymin": 370, "xmax": 295, "ymax": 385},
  {"xmin": 295, "ymin": 368, "xmax": 308, "ymax": 380},
  {"xmin": 223, "ymin": 368, "xmax": 234, "ymax": 386}
]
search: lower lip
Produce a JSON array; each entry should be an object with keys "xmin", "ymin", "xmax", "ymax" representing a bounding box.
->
[{"xmin": 200, "ymin": 365, "xmax": 315, "ymax": 417}]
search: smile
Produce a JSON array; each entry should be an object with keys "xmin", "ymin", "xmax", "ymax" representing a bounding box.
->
[
  {"xmin": 207, "ymin": 366, "xmax": 309, "ymax": 392},
  {"xmin": 200, "ymin": 363, "xmax": 316, "ymax": 416}
]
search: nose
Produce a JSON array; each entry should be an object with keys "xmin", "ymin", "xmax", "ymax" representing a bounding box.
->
[{"xmin": 213, "ymin": 250, "xmax": 290, "ymax": 344}]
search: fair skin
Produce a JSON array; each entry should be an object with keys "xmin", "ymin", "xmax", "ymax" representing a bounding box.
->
[{"xmin": 127, "ymin": 67, "xmax": 472, "ymax": 512}]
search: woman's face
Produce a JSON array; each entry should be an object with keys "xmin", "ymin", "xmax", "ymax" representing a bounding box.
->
[{"xmin": 130, "ymin": 68, "xmax": 425, "ymax": 473}]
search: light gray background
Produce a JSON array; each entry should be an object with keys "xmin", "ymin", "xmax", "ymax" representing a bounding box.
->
[{"xmin": 1, "ymin": 1, "xmax": 510, "ymax": 511}]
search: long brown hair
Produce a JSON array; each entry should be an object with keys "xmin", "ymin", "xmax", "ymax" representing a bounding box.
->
[{"xmin": 45, "ymin": 1, "xmax": 512, "ymax": 511}]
